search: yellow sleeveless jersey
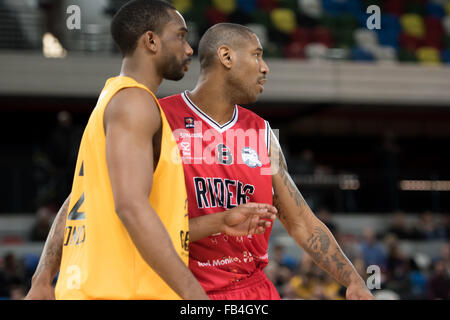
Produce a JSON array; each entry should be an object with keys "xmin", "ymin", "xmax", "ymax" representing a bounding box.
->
[{"xmin": 55, "ymin": 76, "xmax": 189, "ymax": 300}]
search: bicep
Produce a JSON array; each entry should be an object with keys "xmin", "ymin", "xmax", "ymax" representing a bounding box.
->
[{"xmin": 104, "ymin": 88, "xmax": 160, "ymax": 212}]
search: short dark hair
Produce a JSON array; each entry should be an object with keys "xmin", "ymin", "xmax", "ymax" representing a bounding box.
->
[
  {"xmin": 110, "ymin": 0, "xmax": 176, "ymax": 56},
  {"xmin": 198, "ymin": 23, "xmax": 255, "ymax": 70}
]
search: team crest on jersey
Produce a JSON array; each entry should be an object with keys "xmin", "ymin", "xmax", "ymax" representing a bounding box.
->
[
  {"xmin": 241, "ymin": 147, "xmax": 262, "ymax": 168},
  {"xmin": 184, "ymin": 117, "xmax": 195, "ymax": 128}
]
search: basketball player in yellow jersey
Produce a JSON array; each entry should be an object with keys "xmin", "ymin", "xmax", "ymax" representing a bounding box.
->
[{"xmin": 26, "ymin": 0, "xmax": 276, "ymax": 300}]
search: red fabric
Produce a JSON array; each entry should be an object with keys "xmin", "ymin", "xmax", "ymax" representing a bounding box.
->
[
  {"xmin": 208, "ymin": 270, "xmax": 281, "ymax": 300},
  {"xmin": 159, "ymin": 92, "xmax": 274, "ymax": 294}
]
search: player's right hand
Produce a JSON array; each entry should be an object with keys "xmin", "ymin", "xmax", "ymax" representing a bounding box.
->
[
  {"xmin": 24, "ymin": 284, "xmax": 55, "ymax": 300},
  {"xmin": 222, "ymin": 203, "xmax": 277, "ymax": 237}
]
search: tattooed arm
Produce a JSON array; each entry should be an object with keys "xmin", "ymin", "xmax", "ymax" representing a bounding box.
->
[
  {"xmin": 24, "ymin": 195, "xmax": 70, "ymax": 300},
  {"xmin": 269, "ymin": 131, "xmax": 373, "ymax": 300}
]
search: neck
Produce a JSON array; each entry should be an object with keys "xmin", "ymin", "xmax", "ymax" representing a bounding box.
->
[
  {"xmin": 120, "ymin": 55, "xmax": 162, "ymax": 93},
  {"xmin": 188, "ymin": 73, "xmax": 236, "ymax": 126}
]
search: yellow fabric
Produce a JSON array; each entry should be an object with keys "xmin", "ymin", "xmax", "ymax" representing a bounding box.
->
[
  {"xmin": 400, "ymin": 14, "xmax": 425, "ymax": 38},
  {"xmin": 55, "ymin": 76, "xmax": 188, "ymax": 300},
  {"xmin": 416, "ymin": 47, "xmax": 441, "ymax": 65}
]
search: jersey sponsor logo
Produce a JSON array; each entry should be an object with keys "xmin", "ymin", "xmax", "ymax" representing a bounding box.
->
[
  {"xmin": 184, "ymin": 117, "xmax": 195, "ymax": 128},
  {"xmin": 193, "ymin": 177, "xmax": 255, "ymax": 209},
  {"xmin": 180, "ymin": 141, "xmax": 191, "ymax": 157},
  {"xmin": 196, "ymin": 251, "xmax": 257, "ymax": 268},
  {"xmin": 197, "ymin": 255, "xmax": 242, "ymax": 267},
  {"xmin": 241, "ymin": 147, "xmax": 262, "ymax": 168}
]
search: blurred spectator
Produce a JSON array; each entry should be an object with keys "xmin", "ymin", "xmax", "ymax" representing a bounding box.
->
[
  {"xmin": 288, "ymin": 254, "xmax": 344, "ymax": 300},
  {"xmin": 46, "ymin": 110, "xmax": 83, "ymax": 205},
  {"xmin": 29, "ymin": 206, "xmax": 55, "ymax": 242},
  {"xmin": 441, "ymin": 215, "xmax": 450, "ymax": 240},
  {"xmin": 0, "ymin": 253, "xmax": 26, "ymax": 299},
  {"xmin": 408, "ymin": 254, "xmax": 429, "ymax": 299},
  {"xmin": 426, "ymin": 259, "xmax": 450, "ymax": 299},
  {"xmin": 440, "ymin": 243, "xmax": 450, "ymax": 276},
  {"xmin": 387, "ymin": 211, "xmax": 415, "ymax": 240},
  {"xmin": 266, "ymin": 244, "xmax": 296, "ymax": 294},
  {"xmin": 383, "ymin": 234, "xmax": 414, "ymax": 297},
  {"xmin": 413, "ymin": 211, "xmax": 447, "ymax": 240},
  {"xmin": 9, "ymin": 283, "xmax": 26, "ymax": 300},
  {"xmin": 359, "ymin": 227, "xmax": 387, "ymax": 271}
]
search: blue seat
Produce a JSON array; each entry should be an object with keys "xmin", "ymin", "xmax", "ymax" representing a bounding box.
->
[
  {"xmin": 441, "ymin": 49, "xmax": 450, "ymax": 64},
  {"xmin": 376, "ymin": 28, "xmax": 400, "ymax": 49},
  {"xmin": 237, "ymin": 0, "xmax": 256, "ymax": 14},
  {"xmin": 351, "ymin": 47, "xmax": 375, "ymax": 61},
  {"xmin": 426, "ymin": 2, "xmax": 445, "ymax": 19}
]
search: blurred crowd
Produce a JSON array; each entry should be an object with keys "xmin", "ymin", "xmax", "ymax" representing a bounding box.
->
[
  {"xmin": 266, "ymin": 209, "xmax": 450, "ymax": 300},
  {"xmin": 1, "ymin": 208, "xmax": 449, "ymax": 299},
  {"xmin": 32, "ymin": 110, "xmax": 82, "ymax": 209}
]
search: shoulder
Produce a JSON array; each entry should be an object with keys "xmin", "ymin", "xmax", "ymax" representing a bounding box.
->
[{"xmin": 105, "ymin": 87, "xmax": 161, "ymax": 132}]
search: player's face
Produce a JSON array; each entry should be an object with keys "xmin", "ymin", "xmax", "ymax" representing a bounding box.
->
[
  {"xmin": 158, "ymin": 10, "xmax": 193, "ymax": 81},
  {"xmin": 231, "ymin": 34, "xmax": 269, "ymax": 104}
]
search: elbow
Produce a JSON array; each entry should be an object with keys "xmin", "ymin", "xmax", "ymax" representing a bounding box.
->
[{"xmin": 114, "ymin": 199, "xmax": 144, "ymax": 224}]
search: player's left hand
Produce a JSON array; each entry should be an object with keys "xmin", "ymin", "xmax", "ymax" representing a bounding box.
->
[
  {"xmin": 222, "ymin": 203, "xmax": 277, "ymax": 237},
  {"xmin": 345, "ymin": 280, "xmax": 374, "ymax": 300}
]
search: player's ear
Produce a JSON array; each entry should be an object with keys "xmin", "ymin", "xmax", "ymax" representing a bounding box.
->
[
  {"xmin": 142, "ymin": 31, "xmax": 159, "ymax": 54},
  {"xmin": 217, "ymin": 45, "xmax": 233, "ymax": 69}
]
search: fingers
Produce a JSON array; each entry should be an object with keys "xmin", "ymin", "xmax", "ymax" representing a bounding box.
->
[
  {"xmin": 243, "ymin": 202, "xmax": 277, "ymax": 214},
  {"xmin": 242, "ymin": 203, "xmax": 277, "ymax": 220},
  {"xmin": 248, "ymin": 214, "xmax": 259, "ymax": 235},
  {"xmin": 248, "ymin": 217, "xmax": 273, "ymax": 235}
]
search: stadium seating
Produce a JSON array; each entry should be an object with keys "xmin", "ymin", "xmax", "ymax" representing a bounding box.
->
[
  {"xmin": 173, "ymin": 0, "xmax": 450, "ymax": 64},
  {"xmin": 1, "ymin": 0, "xmax": 450, "ymax": 64}
]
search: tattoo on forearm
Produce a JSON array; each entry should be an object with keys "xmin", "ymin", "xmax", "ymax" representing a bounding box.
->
[
  {"xmin": 304, "ymin": 226, "xmax": 354, "ymax": 286},
  {"xmin": 34, "ymin": 197, "xmax": 69, "ymax": 281},
  {"xmin": 277, "ymin": 149, "xmax": 307, "ymax": 209},
  {"xmin": 272, "ymin": 192, "xmax": 287, "ymax": 223},
  {"xmin": 331, "ymin": 253, "xmax": 352, "ymax": 285},
  {"xmin": 305, "ymin": 227, "xmax": 330, "ymax": 263}
]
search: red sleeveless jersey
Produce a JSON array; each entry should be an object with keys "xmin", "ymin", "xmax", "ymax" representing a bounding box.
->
[{"xmin": 159, "ymin": 91, "xmax": 273, "ymax": 293}]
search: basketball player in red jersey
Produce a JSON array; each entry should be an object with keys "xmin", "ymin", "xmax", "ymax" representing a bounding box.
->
[{"xmin": 158, "ymin": 23, "xmax": 374, "ymax": 300}]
